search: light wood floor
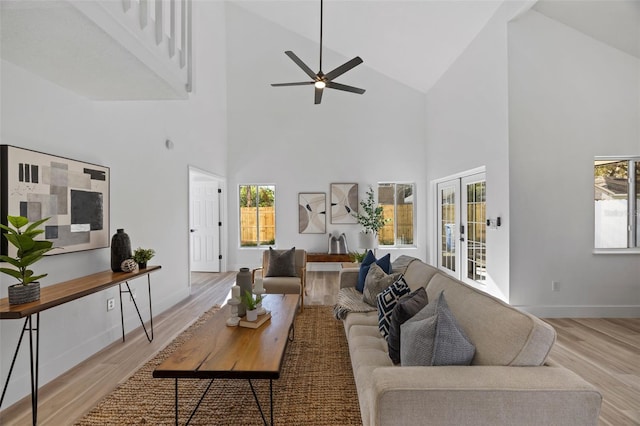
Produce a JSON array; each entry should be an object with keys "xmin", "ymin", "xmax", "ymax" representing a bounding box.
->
[{"xmin": 1, "ymin": 271, "xmax": 638, "ymax": 425}]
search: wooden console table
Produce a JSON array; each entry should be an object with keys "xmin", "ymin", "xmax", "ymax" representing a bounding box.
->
[
  {"xmin": 306, "ymin": 253, "xmax": 352, "ymax": 263},
  {"xmin": 0, "ymin": 265, "xmax": 161, "ymax": 425}
]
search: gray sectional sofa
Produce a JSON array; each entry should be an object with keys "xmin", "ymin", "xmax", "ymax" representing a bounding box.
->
[{"xmin": 338, "ymin": 257, "xmax": 602, "ymax": 426}]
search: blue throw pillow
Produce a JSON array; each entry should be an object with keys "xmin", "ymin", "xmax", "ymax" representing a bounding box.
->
[{"xmin": 357, "ymin": 252, "xmax": 391, "ymax": 293}]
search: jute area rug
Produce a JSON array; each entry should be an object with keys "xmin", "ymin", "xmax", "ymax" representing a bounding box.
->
[{"xmin": 75, "ymin": 305, "xmax": 362, "ymax": 425}]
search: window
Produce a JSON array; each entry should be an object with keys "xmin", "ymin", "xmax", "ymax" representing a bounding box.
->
[
  {"xmin": 594, "ymin": 158, "xmax": 639, "ymax": 249},
  {"xmin": 239, "ymin": 185, "xmax": 276, "ymax": 247},
  {"xmin": 377, "ymin": 183, "xmax": 415, "ymax": 246}
]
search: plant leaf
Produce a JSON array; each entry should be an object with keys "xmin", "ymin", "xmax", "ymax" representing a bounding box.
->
[
  {"xmin": 0, "ymin": 267, "xmax": 23, "ymax": 280},
  {"xmin": 24, "ymin": 217, "xmax": 50, "ymax": 233},
  {"xmin": 0, "ymin": 255, "xmax": 21, "ymax": 268},
  {"xmin": 8, "ymin": 216, "xmax": 28, "ymax": 229},
  {"xmin": 26, "ymin": 273, "xmax": 47, "ymax": 283}
]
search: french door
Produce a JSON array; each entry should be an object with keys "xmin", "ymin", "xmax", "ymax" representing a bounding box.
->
[{"xmin": 436, "ymin": 173, "xmax": 486, "ymax": 285}]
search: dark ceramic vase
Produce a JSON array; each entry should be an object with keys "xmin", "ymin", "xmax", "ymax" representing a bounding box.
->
[
  {"xmin": 236, "ymin": 267, "xmax": 252, "ymax": 317},
  {"xmin": 111, "ymin": 229, "xmax": 132, "ymax": 272}
]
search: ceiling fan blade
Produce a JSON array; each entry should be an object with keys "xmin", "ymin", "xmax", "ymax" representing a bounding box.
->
[
  {"xmin": 315, "ymin": 87, "xmax": 324, "ymax": 104},
  {"xmin": 326, "ymin": 81, "xmax": 366, "ymax": 94},
  {"xmin": 271, "ymin": 82, "xmax": 314, "ymax": 87},
  {"xmin": 324, "ymin": 57, "xmax": 363, "ymax": 81},
  {"xmin": 285, "ymin": 51, "xmax": 318, "ymax": 80}
]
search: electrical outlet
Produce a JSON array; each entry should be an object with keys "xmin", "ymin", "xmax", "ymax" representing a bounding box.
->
[
  {"xmin": 107, "ymin": 298, "xmax": 115, "ymax": 311},
  {"xmin": 552, "ymin": 281, "xmax": 560, "ymax": 292}
]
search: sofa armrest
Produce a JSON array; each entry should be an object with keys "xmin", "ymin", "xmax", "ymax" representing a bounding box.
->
[
  {"xmin": 339, "ymin": 268, "xmax": 359, "ymax": 289},
  {"xmin": 369, "ymin": 366, "xmax": 601, "ymax": 426}
]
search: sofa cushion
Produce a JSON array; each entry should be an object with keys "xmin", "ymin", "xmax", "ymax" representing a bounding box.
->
[
  {"xmin": 387, "ymin": 287, "xmax": 428, "ymax": 364},
  {"xmin": 265, "ymin": 247, "xmax": 297, "ymax": 277},
  {"xmin": 425, "ymin": 273, "xmax": 556, "ymax": 366},
  {"xmin": 400, "ymin": 292, "xmax": 475, "ymax": 366},
  {"xmin": 357, "ymin": 251, "xmax": 391, "ymax": 292},
  {"xmin": 376, "ymin": 276, "xmax": 410, "ymax": 339},
  {"xmin": 363, "ymin": 263, "xmax": 401, "ymax": 306}
]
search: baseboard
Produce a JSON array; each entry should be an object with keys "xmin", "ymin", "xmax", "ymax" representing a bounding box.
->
[{"xmin": 516, "ymin": 304, "xmax": 640, "ymax": 318}]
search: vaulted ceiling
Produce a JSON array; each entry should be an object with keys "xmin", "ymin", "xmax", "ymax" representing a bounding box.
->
[
  {"xmin": 1, "ymin": 0, "xmax": 637, "ymax": 100},
  {"xmin": 237, "ymin": 0, "xmax": 639, "ymax": 94}
]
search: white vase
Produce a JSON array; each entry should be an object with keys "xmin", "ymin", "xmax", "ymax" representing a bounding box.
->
[
  {"xmin": 358, "ymin": 231, "xmax": 377, "ymax": 251},
  {"xmin": 246, "ymin": 309, "xmax": 258, "ymax": 322}
]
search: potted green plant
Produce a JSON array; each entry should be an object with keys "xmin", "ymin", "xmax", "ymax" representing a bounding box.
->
[
  {"xmin": 351, "ymin": 186, "xmax": 389, "ymax": 248},
  {"xmin": 241, "ymin": 290, "xmax": 263, "ymax": 321},
  {"xmin": 0, "ymin": 215, "xmax": 54, "ymax": 305},
  {"xmin": 132, "ymin": 247, "xmax": 155, "ymax": 269},
  {"xmin": 349, "ymin": 250, "xmax": 367, "ymax": 263}
]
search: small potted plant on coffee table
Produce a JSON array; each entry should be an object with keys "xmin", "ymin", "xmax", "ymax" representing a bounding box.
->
[
  {"xmin": 0, "ymin": 216, "xmax": 54, "ymax": 305},
  {"xmin": 241, "ymin": 290, "xmax": 263, "ymax": 321},
  {"xmin": 132, "ymin": 247, "xmax": 155, "ymax": 269}
]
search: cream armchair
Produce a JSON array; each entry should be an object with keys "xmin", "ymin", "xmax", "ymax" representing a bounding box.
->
[{"xmin": 253, "ymin": 248, "xmax": 306, "ymax": 312}]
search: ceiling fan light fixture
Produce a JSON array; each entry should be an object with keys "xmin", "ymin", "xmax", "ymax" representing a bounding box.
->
[{"xmin": 270, "ymin": 0, "xmax": 365, "ymax": 104}]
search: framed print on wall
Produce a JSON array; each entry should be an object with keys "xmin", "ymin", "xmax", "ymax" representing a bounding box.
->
[
  {"xmin": 1, "ymin": 145, "xmax": 110, "ymax": 256},
  {"xmin": 298, "ymin": 192, "xmax": 326, "ymax": 234},
  {"xmin": 331, "ymin": 183, "xmax": 358, "ymax": 224}
]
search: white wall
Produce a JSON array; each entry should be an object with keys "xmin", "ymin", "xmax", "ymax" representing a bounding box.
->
[
  {"xmin": 424, "ymin": 2, "xmax": 521, "ymax": 301},
  {"xmin": 224, "ymin": 4, "xmax": 427, "ymax": 271},
  {"xmin": 425, "ymin": 1, "xmax": 640, "ymax": 317},
  {"xmin": 0, "ymin": 1, "xmax": 227, "ymax": 408},
  {"xmin": 508, "ymin": 10, "xmax": 640, "ymax": 317}
]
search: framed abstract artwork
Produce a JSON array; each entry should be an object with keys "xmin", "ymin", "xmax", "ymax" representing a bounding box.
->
[
  {"xmin": 330, "ymin": 183, "xmax": 358, "ymax": 224},
  {"xmin": 298, "ymin": 192, "xmax": 326, "ymax": 234},
  {"xmin": 0, "ymin": 145, "xmax": 110, "ymax": 256}
]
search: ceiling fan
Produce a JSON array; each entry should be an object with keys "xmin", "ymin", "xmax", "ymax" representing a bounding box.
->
[{"xmin": 271, "ymin": 0, "xmax": 366, "ymax": 105}]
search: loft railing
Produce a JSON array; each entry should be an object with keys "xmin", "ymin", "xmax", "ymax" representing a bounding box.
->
[
  {"xmin": 111, "ymin": 0, "xmax": 192, "ymax": 92},
  {"xmin": 78, "ymin": 0, "xmax": 192, "ymax": 92}
]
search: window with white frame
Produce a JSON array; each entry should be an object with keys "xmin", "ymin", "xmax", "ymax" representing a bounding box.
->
[
  {"xmin": 377, "ymin": 183, "xmax": 415, "ymax": 246},
  {"xmin": 594, "ymin": 158, "xmax": 639, "ymax": 249},
  {"xmin": 239, "ymin": 184, "xmax": 276, "ymax": 247}
]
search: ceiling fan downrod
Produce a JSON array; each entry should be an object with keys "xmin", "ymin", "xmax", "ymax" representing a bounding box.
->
[{"xmin": 270, "ymin": 0, "xmax": 366, "ymax": 104}]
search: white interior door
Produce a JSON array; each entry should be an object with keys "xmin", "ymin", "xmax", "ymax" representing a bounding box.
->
[{"xmin": 189, "ymin": 169, "xmax": 221, "ymax": 272}]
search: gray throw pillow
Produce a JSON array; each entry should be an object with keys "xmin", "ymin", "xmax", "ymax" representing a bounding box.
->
[
  {"xmin": 431, "ymin": 298, "xmax": 475, "ymax": 366},
  {"xmin": 387, "ymin": 287, "xmax": 428, "ymax": 364},
  {"xmin": 362, "ymin": 263, "xmax": 401, "ymax": 307},
  {"xmin": 400, "ymin": 291, "xmax": 475, "ymax": 366},
  {"xmin": 400, "ymin": 314, "xmax": 438, "ymax": 366},
  {"xmin": 265, "ymin": 247, "xmax": 297, "ymax": 277}
]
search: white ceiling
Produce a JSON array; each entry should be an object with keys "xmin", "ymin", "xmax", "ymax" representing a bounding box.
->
[
  {"xmin": 236, "ymin": 0, "xmax": 640, "ymax": 93},
  {"xmin": 1, "ymin": 0, "xmax": 637, "ymax": 99},
  {"xmin": 533, "ymin": 0, "xmax": 640, "ymax": 59},
  {"xmin": 234, "ymin": 0, "xmax": 505, "ymax": 93}
]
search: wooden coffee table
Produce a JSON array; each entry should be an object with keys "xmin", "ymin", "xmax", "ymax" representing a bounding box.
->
[{"xmin": 153, "ymin": 293, "xmax": 299, "ymax": 425}]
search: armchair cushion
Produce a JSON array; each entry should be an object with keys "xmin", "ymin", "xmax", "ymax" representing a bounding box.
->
[{"xmin": 265, "ymin": 247, "xmax": 297, "ymax": 277}]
